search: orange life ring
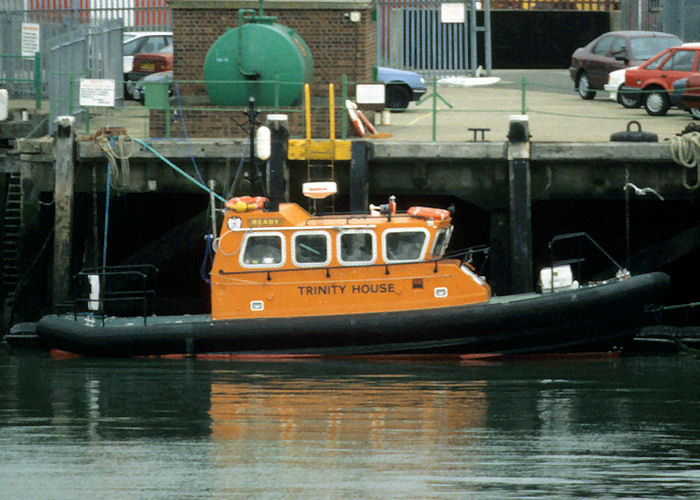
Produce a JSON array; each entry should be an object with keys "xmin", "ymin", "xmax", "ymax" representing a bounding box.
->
[
  {"xmin": 345, "ymin": 100, "xmax": 365, "ymax": 137},
  {"xmin": 357, "ymin": 110, "xmax": 377, "ymax": 136},
  {"xmin": 225, "ymin": 196, "xmax": 269, "ymax": 212},
  {"xmin": 407, "ymin": 206, "xmax": 451, "ymax": 220}
]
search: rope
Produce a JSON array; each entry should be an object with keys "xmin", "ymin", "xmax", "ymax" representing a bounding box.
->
[
  {"xmin": 200, "ymin": 234, "xmax": 214, "ymax": 283},
  {"xmin": 97, "ymin": 134, "xmax": 135, "ymax": 190},
  {"xmin": 669, "ymin": 132, "xmax": 700, "ymax": 190},
  {"xmin": 131, "ymin": 137, "xmax": 227, "ymax": 203}
]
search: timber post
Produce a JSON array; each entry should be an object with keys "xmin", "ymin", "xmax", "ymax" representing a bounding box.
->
[
  {"xmin": 350, "ymin": 141, "xmax": 370, "ymax": 213},
  {"xmin": 506, "ymin": 114, "xmax": 533, "ymax": 294},
  {"xmin": 53, "ymin": 116, "xmax": 75, "ymax": 306}
]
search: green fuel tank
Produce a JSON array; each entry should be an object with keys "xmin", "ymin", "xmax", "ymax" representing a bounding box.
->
[{"xmin": 203, "ymin": 13, "xmax": 314, "ymax": 107}]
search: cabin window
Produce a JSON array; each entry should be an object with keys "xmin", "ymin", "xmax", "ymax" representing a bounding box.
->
[
  {"xmin": 338, "ymin": 231, "xmax": 375, "ymax": 265},
  {"xmin": 241, "ymin": 233, "xmax": 284, "ymax": 268},
  {"xmin": 431, "ymin": 227, "xmax": 453, "ymax": 258},
  {"xmin": 292, "ymin": 232, "xmax": 330, "ymax": 266},
  {"xmin": 383, "ymin": 229, "xmax": 428, "ymax": 263}
]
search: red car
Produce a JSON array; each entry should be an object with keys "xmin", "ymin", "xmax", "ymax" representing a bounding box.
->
[
  {"xmin": 624, "ymin": 43, "xmax": 700, "ymax": 116},
  {"xmin": 125, "ymin": 45, "xmax": 173, "ymax": 99},
  {"xmin": 569, "ymin": 31, "xmax": 682, "ymax": 100}
]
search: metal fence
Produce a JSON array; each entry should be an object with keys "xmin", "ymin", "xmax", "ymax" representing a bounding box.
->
[
  {"xmin": 619, "ymin": 0, "xmax": 699, "ymax": 39},
  {"xmin": 0, "ymin": 11, "xmax": 85, "ymax": 99},
  {"xmin": 47, "ymin": 18, "xmax": 124, "ymax": 133},
  {"xmin": 2, "ymin": 0, "xmax": 171, "ymax": 32},
  {"xmin": 377, "ymin": 0, "xmax": 492, "ymax": 78}
]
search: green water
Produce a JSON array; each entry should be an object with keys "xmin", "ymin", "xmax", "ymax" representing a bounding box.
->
[{"xmin": 1, "ymin": 346, "xmax": 699, "ymax": 499}]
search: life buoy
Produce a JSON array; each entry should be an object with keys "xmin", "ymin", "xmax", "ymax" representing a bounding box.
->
[
  {"xmin": 407, "ymin": 206, "xmax": 451, "ymax": 220},
  {"xmin": 345, "ymin": 100, "xmax": 365, "ymax": 137},
  {"xmin": 225, "ymin": 196, "xmax": 269, "ymax": 212},
  {"xmin": 357, "ymin": 110, "xmax": 377, "ymax": 136}
]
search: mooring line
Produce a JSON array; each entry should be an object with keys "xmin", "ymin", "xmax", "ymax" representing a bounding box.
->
[{"xmin": 131, "ymin": 137, "xmax": 228, "ymax": 203}]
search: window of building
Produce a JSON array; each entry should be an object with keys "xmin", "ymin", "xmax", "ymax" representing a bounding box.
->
[
  {"xmin": 292, "ymin": 232, "xmax": 330, "ymax": 266},
  {"xmin": 241, "ymin": 233, "xmax": 284, "ymax": 268}
]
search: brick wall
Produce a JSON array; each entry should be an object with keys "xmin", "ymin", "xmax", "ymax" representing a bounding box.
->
[
  {"xmin": 150, "ymin": 105, "xmax": 373, "ymax": 139},
  {"xmin": 158, "ymin": 1, "xmax": 377, "ymax": 138}
]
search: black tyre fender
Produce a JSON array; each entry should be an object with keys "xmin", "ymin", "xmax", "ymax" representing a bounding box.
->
[{"xmin": 385, "ymin": 84, "xmax": 411, "ymax": 112}]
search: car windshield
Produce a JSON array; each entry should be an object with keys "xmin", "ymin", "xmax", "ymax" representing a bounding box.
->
[{"xmin": 630, "ymin": 36, "xmax": 683, "ymax": 60}]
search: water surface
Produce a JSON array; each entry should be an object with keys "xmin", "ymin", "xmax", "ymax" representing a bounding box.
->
[{"xmin": 1, "ymin": 346, "xmax": 699, "ymax": 499}]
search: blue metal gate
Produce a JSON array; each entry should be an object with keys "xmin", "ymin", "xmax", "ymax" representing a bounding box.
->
[{"xmin": 377, "ymin": 0, "xmax": 492, "ymax": 77}]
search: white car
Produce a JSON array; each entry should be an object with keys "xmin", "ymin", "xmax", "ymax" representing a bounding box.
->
[
  {"xmin": 604, "ymin": 66, "xmax": 641, "ymax": 108},
  {"xmin": 123, "ymin": 31, "xmax": 172, "ymax": 73}
]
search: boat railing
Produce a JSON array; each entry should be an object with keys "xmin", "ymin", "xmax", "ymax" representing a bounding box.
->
[
  {"xmin": 547, "ymin": 232, "xmax": 627, "ymax": 292},
  {"xmin": 218, "ymin": 245, "xmax": 490, "ymax": 279},
  {"xmin": 56, "ymin": 265, "xmax": 159, "ymax": 325}
]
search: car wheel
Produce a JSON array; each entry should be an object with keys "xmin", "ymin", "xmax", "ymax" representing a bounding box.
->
[
  {"xmin": 643, "ymin": 89, "xmax": 670, "ymax": 116},
  {"xmin": 576, "ymin": 72, "xmax": 595, "ymax": 100},
  {"xmin": 690, "ymin": 107, "xmax": 700, "ymax": 120},
  {"xmin": 386, "ymin": 85, "xmax": 410, "ymax": 112},
  {"xmin": 618, "ymin": 86, "xmax": 641, "ymax": 108}
]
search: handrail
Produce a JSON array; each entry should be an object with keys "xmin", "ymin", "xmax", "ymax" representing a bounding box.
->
[
  {"xmin": 67, "ymin": 264, "xmax": 159, "ymax": 325},
  {"xmin": 546, "ymin": 232, "xmax": 627, "ymax": 292},
  {"xmin": 217, "ymin": 245, "xmax": 489, "ymax": 278}
]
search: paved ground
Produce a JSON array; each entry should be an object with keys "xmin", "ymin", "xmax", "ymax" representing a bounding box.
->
[
  {"xmin": 380, "ymin": 69, "xmax": 695, "ymax": 143},
  {"xmin": 8, "ymin": 70, "xmax": 696, "ymax": 143}
]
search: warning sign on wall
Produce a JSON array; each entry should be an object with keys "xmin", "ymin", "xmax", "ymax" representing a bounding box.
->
[
  {"xmin": 440, "ymin": 3, "xmax": 465, "ymax": 23},
  {"xmin": 79, "ymin": 79, "xmax": 116, "ymax": 107},
  {"xmin": 21, "ymin": 23, "xmax": 41, "ymax": 58}
]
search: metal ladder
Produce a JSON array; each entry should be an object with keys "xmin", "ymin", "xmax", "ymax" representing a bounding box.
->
[
  {"xmin": 306, "ymin": 160, "xmax": 336, "ymax": 214},
  {"xmin": 2, "ymin": 172, "xmax": 21, "ymax": 299}
]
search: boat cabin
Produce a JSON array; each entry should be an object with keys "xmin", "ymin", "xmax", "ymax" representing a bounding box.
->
[{"xmin": 210, "ymin": 189, "xmax": 491, "ymax": 320}]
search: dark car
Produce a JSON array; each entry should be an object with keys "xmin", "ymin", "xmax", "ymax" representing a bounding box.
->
[
  {"xmin": 671, "ymin": 76, "xmax": 700, "ymax": 120},
  {"xmin": 375, "ymin": 66, "xmax": 427, "ymax": 111},
  {"xmin": 569, "ymin": 31, "xmax": 682, "ymax": 100},
  {"xmin": 128, "ymin": 70, "xmax": 173, "ymax": 104},
  {"xmin": 125, "ymin": 45, "xmax": 173, "ymax": 99}
]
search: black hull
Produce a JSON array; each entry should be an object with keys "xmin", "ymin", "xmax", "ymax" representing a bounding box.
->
[{"xmin": 36, "ymin": 272, "xmax": 670, "ymax": 358}]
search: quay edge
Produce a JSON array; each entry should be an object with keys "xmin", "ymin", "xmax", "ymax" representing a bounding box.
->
[{"xmin": 1, "ymin": 136, "xmax": 699, "ymax": 331}]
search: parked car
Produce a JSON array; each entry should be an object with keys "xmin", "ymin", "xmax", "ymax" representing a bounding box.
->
[
  {"xmin": 569, "ymin": 31, "xmax": 682, "ymax": 100},
  {"xmin": 624, "ymin": 43, "xmax": 700, "ymax": 116},
  {"xmin": 124, "ymin": 45, "xmax": 173, "ymax": 99},
  {"xmin": 123, "ymin": 31, "xmax": 172, "ymax": 73},
  {"xmin": 128, "ymin": 70, "xmax": 173, "ymax": 103},
  {"xmin": 682, "ymin": 73, "xmax": 700, "ymax": 117},
  {"xmin": 670, "ymin": 76, "xmax": 700, "ymax": 120},
  {"xmin": 376, "ymin": 66, "xmax": 427, "ymax": 111},
  {"xmin": 603, "ymin": 66, "xmax": 641, "ymax": 107}
]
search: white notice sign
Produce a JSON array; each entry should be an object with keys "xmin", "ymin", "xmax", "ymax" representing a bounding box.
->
[
  {"xmin": 79, "ymin": 79, "xmax": 116, "ymax": 107},
  {"xmin": 440, "ymin": 3, "xmax": 465, "ymax": 24},
  {"xmin": 21, "ymin": 23, "xmax": 40, "ymax": 58}
]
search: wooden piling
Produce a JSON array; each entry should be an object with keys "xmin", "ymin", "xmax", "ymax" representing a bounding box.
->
[{"xmin": 53, "ymin": 116, "xmax": 75, "ymax": 306}]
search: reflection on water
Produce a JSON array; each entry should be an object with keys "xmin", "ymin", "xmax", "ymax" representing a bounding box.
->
[{"xmin": 1, "ymin": 346, "xmax": 699, "ymax": 499}]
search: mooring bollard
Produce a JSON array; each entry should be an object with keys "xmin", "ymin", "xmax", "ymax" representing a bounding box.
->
[{"xmin": 507, "ymin": 114, "xmax": 533, "ymax": 294}]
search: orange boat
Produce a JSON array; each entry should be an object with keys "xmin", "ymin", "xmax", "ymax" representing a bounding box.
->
[
  {"xmin": 34, "ymin": 180, "xmax": 669, "ymax": 358},
  {"xmin": 30, "ymin": 107, "xmax": 670, "ymax": 358}
]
